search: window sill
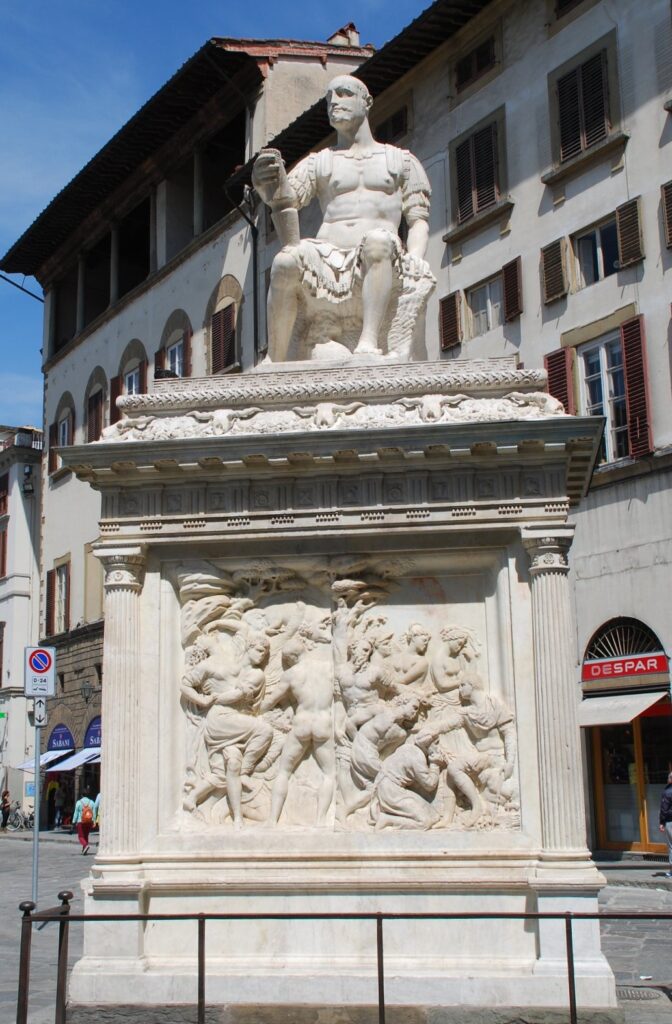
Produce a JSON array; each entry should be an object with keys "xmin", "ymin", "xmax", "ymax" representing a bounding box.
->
[
  {"xmin": 588, "ymin": 447, "xmax": 672, "ymax": 489},
  {"xmin": 541, "ymin": 131, "xmax": 629, "ymax": 187},
  {"xmin": 442, "ymin": 198, "xmax": 514, "ymax": 245}
]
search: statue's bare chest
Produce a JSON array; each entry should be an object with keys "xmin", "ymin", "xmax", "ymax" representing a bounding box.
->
[{"xmin": 325, "ymin": 152, "xmax": 397, "ymax": 197}]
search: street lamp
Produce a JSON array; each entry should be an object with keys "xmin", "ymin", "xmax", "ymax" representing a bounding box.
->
[{"xmin": 80, "ymin": 681, "xmax": 93, "ymax": 704}]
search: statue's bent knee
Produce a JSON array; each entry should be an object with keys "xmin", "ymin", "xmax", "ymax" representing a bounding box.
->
[{"xmin": 360, "ymin": 230, "xmax": 395, "ymax": 268}]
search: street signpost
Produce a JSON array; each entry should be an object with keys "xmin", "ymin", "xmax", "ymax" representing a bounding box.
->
[{"xmin": 25, "ymin": 646, "xmax": 56, "ymax": 905}]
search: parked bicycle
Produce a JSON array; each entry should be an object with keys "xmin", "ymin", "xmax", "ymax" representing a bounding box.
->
[{"xmin": 6, "ymin": 801, "xmax": 34, "ymax": 831}]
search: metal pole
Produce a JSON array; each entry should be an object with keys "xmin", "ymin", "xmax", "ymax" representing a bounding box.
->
[
  {"xmin": 564, "ymin": 912, "xmax": 578, "ymax": 1024},
  {"xmin": 16, "ymin": 901, "xmax": 35, "ymax": 1024},
  {"xmin": 31, "ymin": 724, "xmax": 41, "ymax": 905},
  {"xmin": 198, "ymin": 914, "xmax": 205, "ymax": 1024},
  {"xmin": 54, "ymin": 891, "xmax": 73, "ymax": 1024},
  {"xmin": 376, "ymin": 914, "xmax": 385, "ymax": 1024}
]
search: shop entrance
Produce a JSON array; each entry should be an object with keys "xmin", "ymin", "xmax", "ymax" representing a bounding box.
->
[{"xmin": 591, "ymin": 702, "xmax": 671, "ymax": 853}]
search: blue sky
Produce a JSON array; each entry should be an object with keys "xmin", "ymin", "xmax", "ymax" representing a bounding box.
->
[{"xmin": 0, "ymin": 0, "xmax": 428, "ymax": 428}]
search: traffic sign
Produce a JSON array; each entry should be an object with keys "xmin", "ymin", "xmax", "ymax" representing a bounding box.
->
[
  {"xmin": 25, "ymin": 646, "xmax": 56, "ymax": 697},
  {"xmin": 33, "ymin": 697, "xmax": 48, "ymax": 727}
]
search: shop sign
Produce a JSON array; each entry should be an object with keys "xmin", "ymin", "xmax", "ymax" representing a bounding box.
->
[
  {"xmin": 84, "ymin": 716, "xmax": 101, "ymax": 748},
  {"xmin": 581, "ymin": 653, "xmax": 668, "ymax": 682},
  {"xmin": 47, "ymin": 724, "xmax": 75, "ymax": 751}
]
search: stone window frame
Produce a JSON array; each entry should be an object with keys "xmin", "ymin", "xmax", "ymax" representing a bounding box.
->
[{"xmin": 445, "ymin": 105, "xmax": 513, "ymax": 245}]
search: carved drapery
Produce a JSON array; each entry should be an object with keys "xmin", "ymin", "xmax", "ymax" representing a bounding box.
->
[
  {"xmin": 97, "ymin": 547, "xmax": 146, "ymax": 854},
  {"xmin": 522, "ymin": 529, "xmax": 586, "ymax": 853}
]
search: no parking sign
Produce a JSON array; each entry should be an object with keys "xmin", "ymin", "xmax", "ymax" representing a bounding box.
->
[{"xmin": 25, "ymin": 646, "xmax": 56, "ymax": 696}]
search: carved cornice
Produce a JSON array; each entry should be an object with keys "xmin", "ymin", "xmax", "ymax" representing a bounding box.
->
[{"xmin": 117, "ymin": 358, "xmax": 548, "ymax": 416}]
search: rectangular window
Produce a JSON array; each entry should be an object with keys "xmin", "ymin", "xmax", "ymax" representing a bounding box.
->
[
  {"xmin": 375, "ymin": 106, "xmax": 408, "ymax": 144},
  {"xmin": 58, "ymin": 416, "xmax": 70, "ymax": 448},
  {"xmin": 87, "ymin": 391, "xmax": 104, "ymax": 443},
  {"xmin": 580, "ymin": 332, "xmax": 628, "ymax": 463},
  {"xmin": 55, "ymin": 563, "xmax": 69, "ymax": 633},
  {"xmin": 454, "ymin": 120, "xmax": 499, "ymax": 224},
  {"xmin": 124, "ymin": 367, "xmax": 141, "ymax": 395},
  {"xmin": 166, "ymin": 339, "xmax": 184, "ymax": 377},
  {"xmin": 455, "ymin": 37, "xmax": 496, "ymax": 92},
  {"xmin": 557, "ymin": 51, "xmax": 609, "ymax": 162},
  {"xmin": 467, "ymin": 275, "xmax": 503, "ymax": 338},
  {"xmin": 0, "ymin": 474, "xmax": 7, "ymax": 515},
  {"xmin": 574, "ymin": 218, "xmax": 618, "ymax": 288}
]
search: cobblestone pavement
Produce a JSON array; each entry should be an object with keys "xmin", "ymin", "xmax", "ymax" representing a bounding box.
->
[{"xmin": 2, "ymin": 833, "xmax": 672, "ymax": 1023}]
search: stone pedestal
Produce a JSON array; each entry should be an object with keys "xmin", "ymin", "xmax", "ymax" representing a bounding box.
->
[{"xmin": 63, "ymin": 357, "xmax": 614, "ymax": 1016}]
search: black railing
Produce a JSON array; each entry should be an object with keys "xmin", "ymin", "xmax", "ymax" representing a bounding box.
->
[{"xmin": 16, "ymin": 896, "xmax": 672, "ymax": 1024}]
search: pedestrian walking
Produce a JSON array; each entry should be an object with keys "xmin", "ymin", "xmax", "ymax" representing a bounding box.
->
[
  {"xmin": 1, "ymin": 790, "xmax": 10, "ymax": 830},
  {"xmin": 72, "ymin": 790, "xmax": 95, "ymax": 854},
  {"xmin": 54, "ymin": 783, "xmax": 65, "ymax": 828},
  {"xmin": 658, "ymin": 770, "xmax": 672, "ymax": 876}
]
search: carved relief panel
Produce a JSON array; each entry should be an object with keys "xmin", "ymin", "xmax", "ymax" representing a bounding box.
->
[{"xmin": 172, "ymin": 556, "xmax": 520, "ymax": 833}]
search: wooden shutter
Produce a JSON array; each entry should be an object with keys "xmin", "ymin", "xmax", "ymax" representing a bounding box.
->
[
  {"xmin": 502, "ymin": 257, "xmax": 523, "ymax": 321},
  {"xmin": 621, "ymin": 315, "xmax": 652, "ymax": 458},
  {"xmin": 455, "ymin": 123, "xmax": 498, "ymax": 224},
  {"xmin": 211, "ymin": 305, "xmax": 236, "ymax": 374},
  {"xmin": 109, "ymin": 376, "xmax": 121, "ymax": 427},
  {"xmin": 46, "ymin": 568, "xmax": 55, "ymax": 636},
  {"xmin": 48, "ymin": 421, "xmax": 58, "ymax": 474},
  {"xmin": 557, "ymin": 52, "xmax": 608, "ymax": 162},
  {"xmin": 616, "ymin": 198, "xmax": 643, "ymax": 268},
  {"xmin": 63, "ymin": 562, "xmax": 71, "ymax": 632},
  {"xmin": 182, "ymin": 328, "xmax": 192, "ymax": 378},
  {"xmin": 541, "ymin": 238, "xmax": 568, "ymax": 303},
  {"xmin": 138, "ymin": 359, "xmax": 147, "ymax": 395},
  {"xmin": 0, "ymin": 529, "xmax": 7, "ymax": 579},
  {"xmin": 544, "ymin": 347, "xmax": 576, "ymax": 414},
  {"xmin": 439, "ymin": 292, "xmax": 463, "ymax": 350},
  {"xmin": 154, "ymin": 347, "xmax": 165, "ymax": 377},
  {"xmin": 661, "ymin": 181, "xmax": 672, "ymax": 248}
]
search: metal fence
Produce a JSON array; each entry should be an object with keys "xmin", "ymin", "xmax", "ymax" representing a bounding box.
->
[{"xmin": 16, "ymin": 894, "xmax": 672, "ymax": 1024}]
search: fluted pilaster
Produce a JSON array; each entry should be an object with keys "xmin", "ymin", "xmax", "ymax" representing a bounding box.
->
[
  {"xmin": 96, "ymin": 547, "xmax": 146, "ymax": 855},
  {"xmin": 522, "ymin": 528, "xmax": 586, "ymax": 854}
]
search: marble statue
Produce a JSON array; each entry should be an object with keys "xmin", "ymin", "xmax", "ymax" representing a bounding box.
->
[
  {"xmin": 174, "ymin": 559, "xmax": 520, "ymax": 832},
  {"xmin": 252, "ymin": 75, "xmax": 435, "ymax": 362}
]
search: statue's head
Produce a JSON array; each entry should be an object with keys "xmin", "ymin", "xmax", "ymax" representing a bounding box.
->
[{"xmin": 326, "ymin": 76, "xmax": 372, "ymax": 130}]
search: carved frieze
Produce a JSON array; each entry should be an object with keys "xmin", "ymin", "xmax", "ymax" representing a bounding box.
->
[{"xmin": 174, "ymin": 559, "xmax": 520, "ymax": 833}]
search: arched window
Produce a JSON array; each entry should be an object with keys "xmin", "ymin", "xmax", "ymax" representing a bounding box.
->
[
  {"xmin": 204, "ymin": 275, "xmax": 242, "ymax": 375},
  {"xmin": 582, "ymin": 618, "xmax": 668, "ymax": 690},
  {"xmin": 48, "ymin": 391, "xmax": 76, "ymax": 474},
  {"xmin": 84, "ymin": 368, "xmax": 107, "ymax": 442},
  {"xmin": 110, "ymin": 341, "xmax": 147, "ymax": 425},
  {"xmin": 155, "ymin": 310, "xmax": 192, "ymax": 380}
]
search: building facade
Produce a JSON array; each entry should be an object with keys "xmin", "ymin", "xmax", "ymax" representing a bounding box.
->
[
  {"xmin": 1, "ymin": 0, "xmax": 671, "ymax": 849},
  {"xmin": 0, "ymin": 425, "xmax": 42, "ymax": 810}
]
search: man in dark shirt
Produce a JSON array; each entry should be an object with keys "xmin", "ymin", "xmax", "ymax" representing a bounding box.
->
[{"xmin": 658, "ymin": 771, "xmax": 672, "ymax": 876}]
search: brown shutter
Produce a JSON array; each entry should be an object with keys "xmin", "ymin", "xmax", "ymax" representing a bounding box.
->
[
  {"xmin": 616, "ymin": 198, "xmax": 644, "ymax": 268},
  {"xmin": 0, "ymin": 529, "xmax": 7, "ymax": 579},
  {"xmin": 182, "ymin": 328, "xmax": 192, "ymax": 378},
  {"xmin": 439, "ymin": 292, "xmax": 463, "ymax": 350},
  {"xmin": 661, "ymin": 181, "xmax": 672, "ymax": 248},
  {"xmin": 473, "ymin": 122, "xmax": 498, "ymax": 213},
  {"xmin": 109, "ymin": 376, "xmax": 121, "ymax": 426},
  {"xmin": 46, "ymin": 569, "xmax": 55, "ymax": 636},
  {"xmin": 48, "ymin": 422, "xmax": 58, "ymax": 474},
  {"xmin": 581, "ymin": 51, "xmax": 609, "ymax": 149},
  {"xmin": 502, "ymin": 257, "xmax": 523, "ymax": 321},
  {"xmin": 544, "ymin": 347, "xmax": 576, "ymax": 414},
  {"xmin": 63, "ymin": 562, "xmax": 71, "ymax": 632},
  {"xmin": 455, "ymin": 138, "xmax": 474, "ymax": 224},
  {"xmin": 621, "ymin": 315, "xmax": 652, "ymax": 458},
  {"xmin": 154, "ymin": 348, "xmax": 165, "ymax": 377},
  {"xmin": 557, "ymin": 67, "xmax": 582, "ymax": 161},
  {"xmin": 541, "ymin": 238, "xmax": 568, "ymax": 303},
  {"xmin": 211, "ymin": 305, "xmax": 235, "ymax": 374},
  {"xmin": 138, "ymin": 359, "xmax": 147, "ymax": 395}
]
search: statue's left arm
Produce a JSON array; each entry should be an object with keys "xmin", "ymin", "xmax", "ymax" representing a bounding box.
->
[{"xmin": 402, "ymin": 152, "xmax": 431, "ymax": 260}]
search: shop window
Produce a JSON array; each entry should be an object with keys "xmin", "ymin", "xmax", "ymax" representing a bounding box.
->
[
  {"xmin": 545, "ymin": 316, "xmax": 652, "ymax": 461},
  {"xmin": 455, "ymin": 37, "xmax": 496, "ymax": 92},
  {"xmin": 46, "ymin": 561, "xmax": 70, "ymax": 636}
]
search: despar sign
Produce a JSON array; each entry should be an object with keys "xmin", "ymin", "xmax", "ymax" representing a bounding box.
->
[{"xmin": 582, "ymin": 654, "xmax": 668, "ymax": 681}]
